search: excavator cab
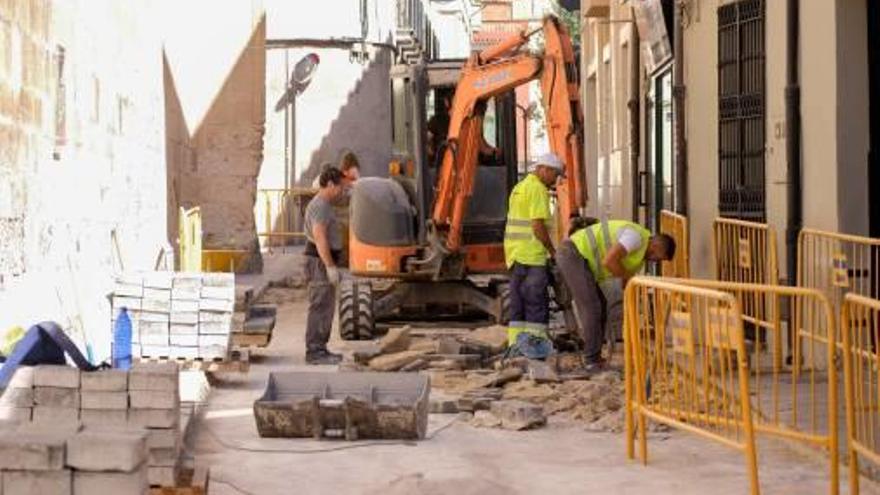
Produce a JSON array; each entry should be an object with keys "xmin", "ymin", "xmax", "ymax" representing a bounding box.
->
[{"xmin": 342, "ymin": 61, "xmax": 520, "ymax": 339}]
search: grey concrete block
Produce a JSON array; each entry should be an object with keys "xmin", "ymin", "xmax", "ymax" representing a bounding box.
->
[
  {"xmin": 489, "ymin": 400, "xmax": 546, "ymax": 431},
  {"xmin": 80, "ymin": 409, "xmax": 128, "ymax": 428},
  {"xmin": 3, "ymin": 469, "xmax": 71, "ymax": 495},
  {"xmin": 0, "ymin": 388, "xmax": 33, "ymax": 408},
  {"xmin": 33, "ymin": 366, "xmax": 79, "ymax": 389},
  {"xmin": 148, "ymin": 465, "xmax": 177, "ymax": 486},
  {"xmin": 32, "ymin": 406, "xmax": 79, "ymax": 426},
  {"xmin": 169, "ymin": 334, "xmax": 198, "ymax": 347},
  {"xmin": 170, "ymin": 323, "xmax": 198, "ymax": 335},
  {"xmin": 80, "ymin": 370, "xmax": 128, "ymax": 391},
  {"xmin": 148, "ymin": 446, "xmax": 180, "ymax": 467},
  {"xmin": 129, "ymin": 390, "xmax": 178, "ymax": 410},
  {"xmin": 0, "ymin": 407, "xmax": 31, "ymax": 422},
  {"xmin": 81, "ymin": 391, "xmax": 128, "ymax": 410},
  {"xmin": 170, "ymin": 312, "xmax": 198, "ymax": 324},
  {"xmin": 34, "ymin": 388, "xmax": 80, "ymax": 408},
  {"xmin": 0, "ymin": 432, "xmax": 67, "ymax": 470},
  {"xmin": 74, "ymin": 468, "xmax": 148, "ymax": 493},
  {"xmin": 199, "ymin": 298, "xmax": 232, "ymax": 311},
  {"xmin": 171, "ymin": 300, "xmax": 199, "ymax": 312},
  {"xmin": 7, "ymin": 367, "xmax": 34, "ymax": 389},
  {"xmin": 129, "ymin": 363, "xmax": 178, "ymax": 391},
  {"xmin": 145, "ymin": 429, "xmax": 178, "ymax": 449},
  {"xmin": 128, "ymin": 409, "xmax": 178, "ymax": 429},
  {"xmin": 67, "ymin": 429, "xmax": 147, "ymax": 472}
]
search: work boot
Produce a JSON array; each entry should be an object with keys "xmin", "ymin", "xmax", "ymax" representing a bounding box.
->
[{"xmin": 306, "ymin": 350, "xmax": 343, "ymax": 365}]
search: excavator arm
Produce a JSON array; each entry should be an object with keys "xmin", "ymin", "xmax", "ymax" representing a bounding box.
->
[{"xmin": 420, "ymin": 16, "xmax": 586, "ymax": 279}]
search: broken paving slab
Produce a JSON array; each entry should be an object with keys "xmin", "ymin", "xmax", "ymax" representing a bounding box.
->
[
  {"xmin": 490, "ymin": 400, "xmax": 546, "ymax": 431},
  {"xmin": 367, "ymin": 350, "xmax": 429, "ymax": 372},
  {"xmin": 378, "ymin": 326, "xmax": 411, "ymax": 354}
]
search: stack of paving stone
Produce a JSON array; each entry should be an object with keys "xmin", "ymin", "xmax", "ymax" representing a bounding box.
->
[
  {"xmin": 113, "ymin": 271, "xmax": 235, "ymax": 360},
  {"xmin": 0, "ymin": 423, "xmax": 150, "ymax": 494},
  {"xmin": 0, "ymin": 363, "xmax": 183, "ymax": 487}
]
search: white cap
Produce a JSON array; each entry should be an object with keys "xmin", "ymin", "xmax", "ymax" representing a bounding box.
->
[{"xmin": 532, "ymin": 152, "xmax": 565, "ymax": 176}]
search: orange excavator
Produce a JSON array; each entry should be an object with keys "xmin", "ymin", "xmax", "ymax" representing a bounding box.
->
[{"xmin": 339, "ymin": 16, "xmax": 585, "ymax": 339}]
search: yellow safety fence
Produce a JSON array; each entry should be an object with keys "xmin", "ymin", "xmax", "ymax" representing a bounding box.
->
[
  {"xmin": 255, "ymin": 188, "xmax": 316, "ymax": 248},
  {"xmin": 842, "ymin": 293, "xmax": 880, "ymax": 495},
  {"xmin": 799, "ymin": 228, "xmax": 880, "ymax": 325},
  {"xmin": 178, "ymin": 206, "xmax": 248, "ymax": 272},
  {"xmin": 674, "ymin": 278, "xmax": 840, "ymax": 494},
  {"xmin": 660, "ymin": 210, "xmax": 690, "ymax": 278},
  {"xmin": 624, "ymin": 277, "xmax": 760, "ymax": 494}
]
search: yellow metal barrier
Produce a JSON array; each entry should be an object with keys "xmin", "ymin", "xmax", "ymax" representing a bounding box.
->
[
  {"xmin": 178, "ymin": 206, "xmax": 248, "ymax": 273},
  {"xmin": 179, "ymin": 206, "xmax": 202, "ymax": 272},
  {"xmin": 799, "ymin": 228, "xmax": 880, "ymax": 322},
  {"xmin": 842, "ymin": 293, "xmax": 880, "ymax": 495},
  {"xmin": 673, "ymin": 278, "xmax": 840, "ymax": 494},
  {"xmin": 255, "ymin": 188, "xmax": 316, "ymax": 247},
  {"xmin": 660, "ymin": 210, "xmax": 689, "ymax": 278},
  {"xmin": 624, "ymin": 277, "xmax": 760, "ymax": 494},
  {"xmin": 713, "ymin": 218, "xmax": 780, "ymax": 286}
]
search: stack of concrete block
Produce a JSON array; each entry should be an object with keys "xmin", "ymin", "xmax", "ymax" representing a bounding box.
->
[
  {"xmin": 113, "ymin": 271, "xmax": 234, "ymax": 360},
  {"xmin": 0, "ymin": 367, "xmax": 34, "ymax": 422},
  {"xmin": 0, "ymin": 423, "xmax": 150, "ymax": 494},
  {"xmin": 33, "ymin": 366, "xmax": 81, "ymax": 426},
  {"xmin": 128, "ymin": 362, "xmax": 180, "ymax": 486}
]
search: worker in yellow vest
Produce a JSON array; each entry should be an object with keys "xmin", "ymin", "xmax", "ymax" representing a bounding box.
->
[
  {"xmin": 556, "ymin": 220, "xmax": 676, "ymax": 370},
  {"xmin": 504, "ymin": 153, "xmax": 565, "ymax": 352}
]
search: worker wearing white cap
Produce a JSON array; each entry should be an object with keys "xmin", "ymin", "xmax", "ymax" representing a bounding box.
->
[{"xmin": 503, "ymin": 152, "xmax": 565, "ymax": 355}]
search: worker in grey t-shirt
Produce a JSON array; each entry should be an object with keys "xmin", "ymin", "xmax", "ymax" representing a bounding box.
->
[{"xmin": 302, "ymin": 167, "xmax": 346, "ymax": 365}]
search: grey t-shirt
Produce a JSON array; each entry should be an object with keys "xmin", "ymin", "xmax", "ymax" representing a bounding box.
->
[{"xmin": 304, "ymin": 195, "xmax": 342, "ymax": 251}]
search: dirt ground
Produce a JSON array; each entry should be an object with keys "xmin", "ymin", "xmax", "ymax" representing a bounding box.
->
[{"xmin": 189, "ymin": 287, "xmax": 874, "ymax": 495}]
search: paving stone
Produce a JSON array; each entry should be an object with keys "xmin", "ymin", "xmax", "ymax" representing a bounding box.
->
[
  {"xmin": 129, "ymin": 390, "xmax": 178, "ymax": 410},
  {"xmin": 34, "ymin": 387, "xmax": 80, "ymax": 408},
  {"xmin": 129, "ymin": 362, "xmax": 178, "ymax": 391},
  {"xmin": 33, "ymin": 366, "xmax": 80, "ymax": 389},
  {"xmin": 0, "ymin": 388, "xmax": 33, "ymax": 407},
  {"xmin": 146, "ymin": 428, "xmax": 178, "ymax": 449},
  {"xmin": 32, "ymin": 406, "xmax": 80, "ymax": 426},
  {"xmin": 74, "ymin": 468, "xmax": 148, "ymax": 493},
  {"xmin": 80, "ymin": 409, "xmax": 128, "ymax": 428},
  {"xmin": 0, "ymin": 432, "xmax": 67, "ymax": 470},
  {"xmin": 429, "ymin": 399, "xmax": 459, "ymax": 414},
  {"xmin": 489, "ymin": 400, "xmax": 546, "ymax": 431},
  {"xmin": 67, "ymin": 429, "xmax": 147, "ymax": 472},
  {"xmin": 7, "ymin": 367, "xmax": 34, "ymax": 389},
  {"xmin": 80, "ymin": 370, "xmax": 128, "ymax": 391},
  {"xmin": 128, "ymin": 409, "xmax": 179, "ymax": 429},
  {"xmin": 378, "ymin": 326, "xmax": 411, "ymax": 354},
  {"xmin": 3, "ymin": 469, "xmax": 71, "ymax": 495},
  {"xmin": 148, "ymin": 465, "xmax": 178, "ymax": 486},
  {"xmin": 81, "ymin": 391, "xmax": 128, "ymax": 410},
  {"xmin": 0, "ymin": 407, "xmax": 31, "ymax": 422}
]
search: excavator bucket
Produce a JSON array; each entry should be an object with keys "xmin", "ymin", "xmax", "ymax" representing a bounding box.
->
[{"xmin": 253, "ymin": 372, "xmax": 430, "ymax": 440}]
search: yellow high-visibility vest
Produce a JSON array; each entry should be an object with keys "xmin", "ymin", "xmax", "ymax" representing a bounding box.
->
[
  {"xmin": 503, "ymin": 174, "xmax": 551, "ymax": 268},
  {"xmin": 570, "ymin": 220, "xmax": 651, "ymax": 283}
]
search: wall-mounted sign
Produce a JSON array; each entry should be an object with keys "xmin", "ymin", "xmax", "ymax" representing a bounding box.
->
[{"xmin": 633, "ymin": 0, "xmax": 674, "ymax": 74}]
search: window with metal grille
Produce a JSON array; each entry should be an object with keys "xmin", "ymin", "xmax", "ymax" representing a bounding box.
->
[{"xmin": 718, "ymin": 0, "xmax": 766, "ymax": 221}]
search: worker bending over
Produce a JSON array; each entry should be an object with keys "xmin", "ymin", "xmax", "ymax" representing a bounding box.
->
[
  {"xmin": 303, "ymin": 167, "xmax": 346, "ymax": 365},
  {"xmin": 503, "ymin": 153, "xmax": 565, "ymax": 351},
  {"xmin": 556, "ymin": 220, "xmax": 676, "ymax": 371}
]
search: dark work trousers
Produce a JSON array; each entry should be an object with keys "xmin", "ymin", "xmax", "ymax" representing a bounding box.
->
[
  {"xmin": 509, "ymin": 263, "xmax": 550, "ymax": 330},
  {"xmin": 555, "ymin": 240, "xmax": 607, "ymax": 362},
  {"xmin": 304, "ymin": 256, "xmax": 335, "ymax": 354}
]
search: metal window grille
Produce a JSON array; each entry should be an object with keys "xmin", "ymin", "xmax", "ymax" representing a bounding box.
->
[{"xmin": 718, "ymin": 0, "xmax": 766, "ymax": 221}]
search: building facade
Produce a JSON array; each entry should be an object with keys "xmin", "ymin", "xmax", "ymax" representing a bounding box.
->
[{"xmin": 580, "ymin": 0, "xmax": 877, "ymax": 280}]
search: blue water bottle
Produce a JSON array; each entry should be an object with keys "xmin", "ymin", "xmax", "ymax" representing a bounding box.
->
[{"xmin": 113, "ymin": 307, "xmax": 132, "ymax": 370}]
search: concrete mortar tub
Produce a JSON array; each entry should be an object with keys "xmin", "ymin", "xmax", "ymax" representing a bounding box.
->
[{"xmin": 253, "ymin": 372, "xmax": 430, "ymax": 440}]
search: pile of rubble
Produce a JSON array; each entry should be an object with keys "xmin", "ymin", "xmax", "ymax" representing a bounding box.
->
[{"xmin": 344, "ymin": 325, "xmax": 643, "ymax": 433}]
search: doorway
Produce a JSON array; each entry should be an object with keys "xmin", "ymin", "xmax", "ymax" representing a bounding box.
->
[
  {"xmin": 645, "ymin": 66, "xmax": 675, "ymax": 232},
  {"xmin": 869, "ymin": 0, "xmax": 880, "ymax": 237}
]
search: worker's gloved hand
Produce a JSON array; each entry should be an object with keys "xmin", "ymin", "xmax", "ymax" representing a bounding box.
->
[{"xmin": 325, "ymin": 266, "xmax": 340, "ymax": 286}]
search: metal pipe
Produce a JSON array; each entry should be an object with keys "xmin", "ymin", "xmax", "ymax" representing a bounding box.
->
[
  {"xmin": 673, "ymin": 0, "xmax": 688, "ymax": 215},
  {"xmin": 629, "ymin": 19, "xmax": 641, "ymax": 222},
  {"xmin": 786, "ymin": 0, "xmax": 801, "ymax": 287}
]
